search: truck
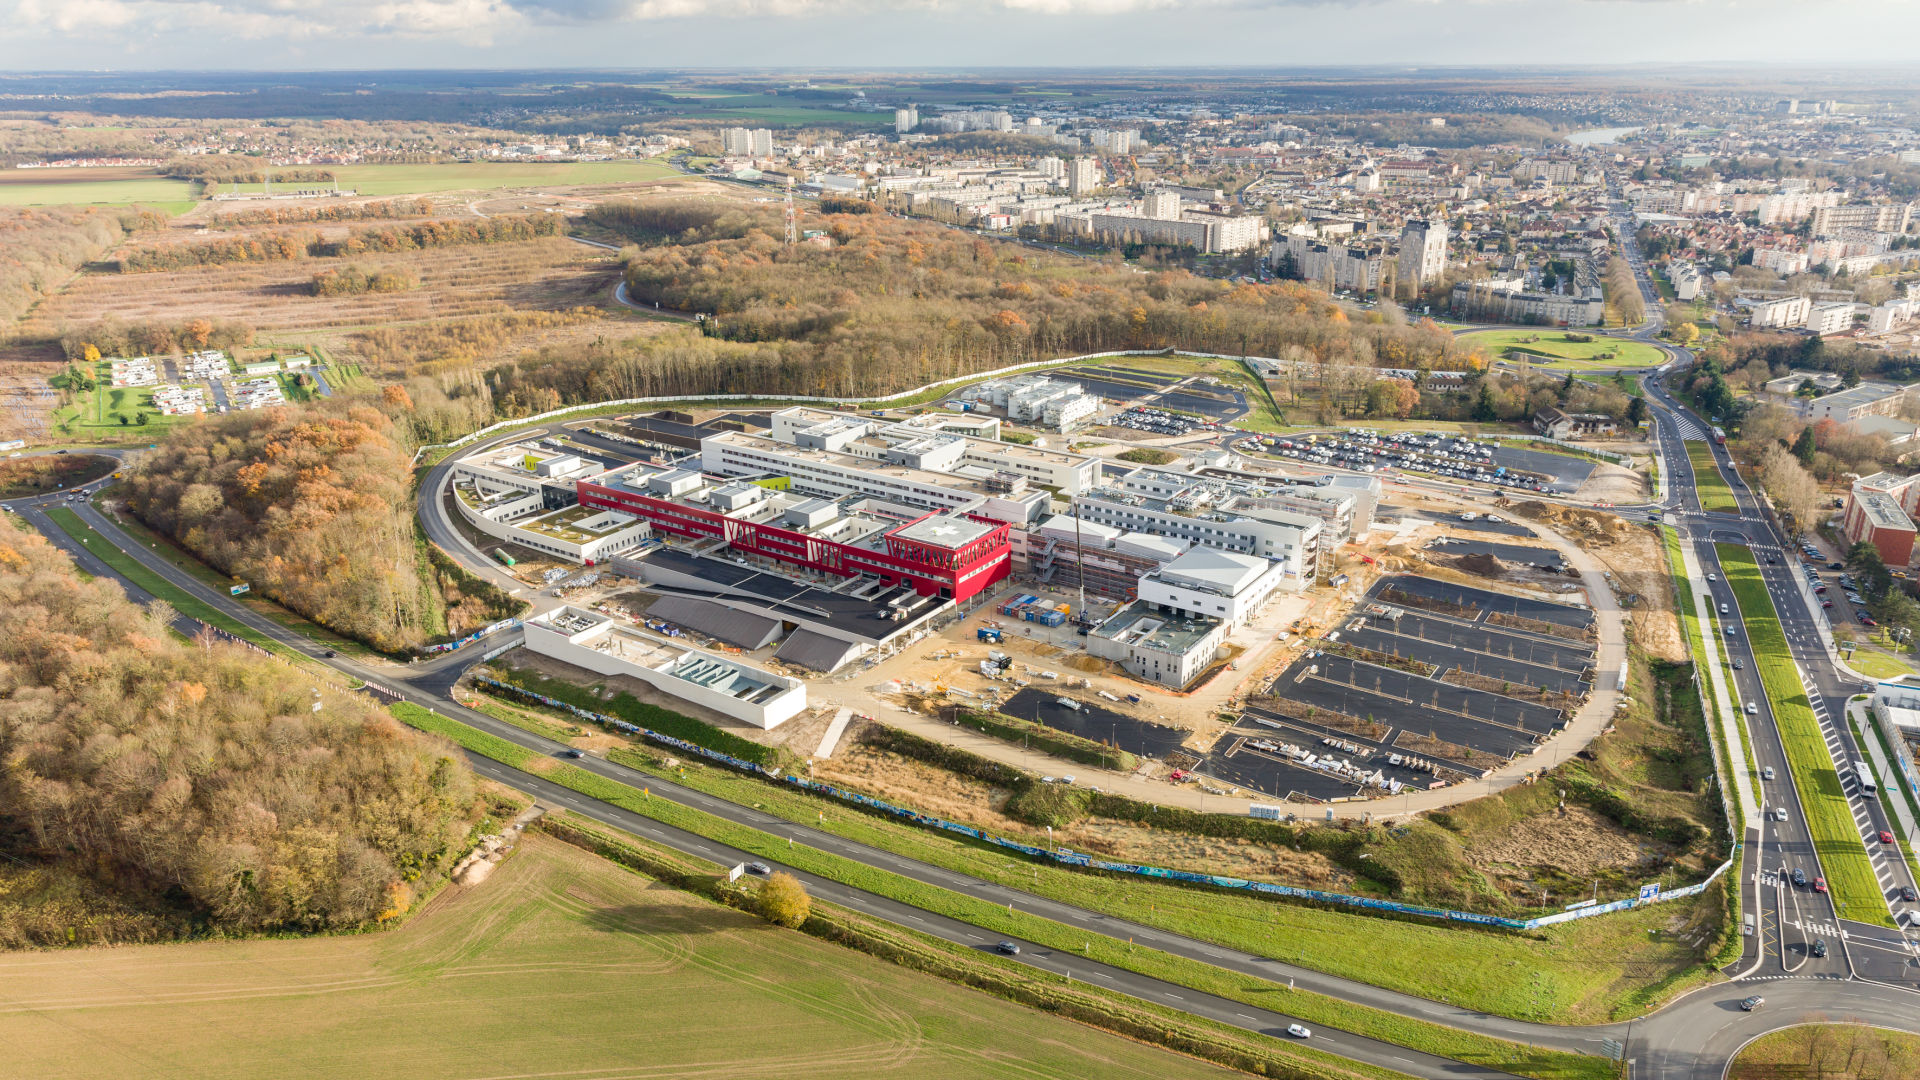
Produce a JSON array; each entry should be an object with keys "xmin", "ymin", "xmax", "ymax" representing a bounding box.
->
[{"xmin": 976, "ymin": 627, "xmax": 1003, "ymax": 644}]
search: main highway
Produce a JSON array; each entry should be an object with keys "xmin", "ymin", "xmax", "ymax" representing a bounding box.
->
[{"xmin": 16, "ymin": 218, "xmax": 1920, "ymax": 1075}]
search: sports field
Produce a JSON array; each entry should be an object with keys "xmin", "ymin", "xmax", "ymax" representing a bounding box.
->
[
  {"xmin": 0, "ymin": 836, "xmax": 1237, "ymax": 1080},
  {"xmin": 1463, "ymin": 329, "xmax": 1665, "ymax": 370},
  {"xmin": 219, "ymin": 160, "xmax": 682, "ymax": 197}
]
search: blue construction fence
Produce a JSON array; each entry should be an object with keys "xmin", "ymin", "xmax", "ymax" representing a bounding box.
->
[
  {"xmin": 472, "ymin": 676, "xmax": 1730, "ymax": 932},
  {"xmin": 424, "ymin": 618, "xmax": 520, "ymax": 655}
]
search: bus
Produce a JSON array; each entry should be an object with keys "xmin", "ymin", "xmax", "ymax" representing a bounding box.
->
[
  {"xmin": 1854, "ymin": 759, "xmax": 1879, "ymax": 798},
  {"xmin": 1711, "ymin": 426, "xmax": 1727, "ymax": 445}
]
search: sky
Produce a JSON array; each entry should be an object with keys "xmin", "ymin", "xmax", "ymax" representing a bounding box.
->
[{"xmin": 2, "ymin": 0, "xmax": 1919, "ymax": 71}]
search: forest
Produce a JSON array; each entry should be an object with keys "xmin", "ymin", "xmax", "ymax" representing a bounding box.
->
[
  {"xmin": 472, "ymin": 201, "xmax": 1486, "ymax": 411},
  {"xmin": 0, "ymin": 528, "xmax": 483, "ymax": 945},
  {"xmin": 121, "ymin": 403, "xmax": 441, "ymax": 652},
  {"xmin": 209, "ymin": 197, "xmax": 434, "ymax": 228},
  {"xmin": 57, "ymin": 315, "xmax": 255, "ymax": 361}
]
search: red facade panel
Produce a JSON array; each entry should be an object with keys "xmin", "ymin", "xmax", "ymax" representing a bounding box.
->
[{"xmin": 577, "ymin": 482, "xmax": 1011, "ymax": 601}]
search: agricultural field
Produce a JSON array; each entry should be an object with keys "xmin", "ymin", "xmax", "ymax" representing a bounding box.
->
[
  {"xmin": 1462, "ymin": 329, "xmax": 1665, "ymax": 370},
  {"xmin": 0, "ymin": 835, "xmax": 1243, "ymax": 1080},
  {"xmin": 1717, "ymin": 544, "xmax": 1893, "ymax": 927},
  {"xmin": 0, "ymin": 166, "xmax": 195, "ymax": 211}
]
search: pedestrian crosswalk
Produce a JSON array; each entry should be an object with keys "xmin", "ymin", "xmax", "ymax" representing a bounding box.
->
[
  {"xmin": 1808, "ymin": 694, "xmax": 1907, "ymax": 905},
  {"xmin": 1673, "ymin": 414, "xmax": 1711, "ymax": 441}
]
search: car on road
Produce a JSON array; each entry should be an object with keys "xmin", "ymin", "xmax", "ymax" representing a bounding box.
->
[
  {"xmin": 745, "ymin": 862, "xmax": 771, "ymax": 876},
  {"xmin": 559, "ymin": 748, "xmax": 583, "ymax": 759},
  {"xmin": 1881, "ymin": 830, "xmax": 1896, "ymax": 845},
  {"xmin": 1792, "ymin": 868, "xmax": 1807, "ymax": 887},
  {"xmin": 1746, "ymin": 702, "xmax": 1758, "ymax": 715},
  {"xmin": 1287, "ymin": 1025, "xmax": 1312, "ymax": 1039},
  {"xmin": 1741, "ymin": 996, "xmax": 1764, "ymax": 1011},
  {"xmin": 1814, "ymin": 877, "xmax": 1828, "ymax": 894},
  {"xmin": 1811, "ymin": 939, "xmax": 1828, "ymax": 959},
  {"xmin": 1707, "ymin": 573, "xmax": 1718, "ymax": 582},
  {"xmin": 995, "ymin": 941, "xmax": 1021, "ymax": 955},
  {"xmin": 1775, "ymin": 807, "xmax": 1790, "ymax": 822},
  {"xmin": 1763, "ymin": 766, "xmax": 1775, "ymax": 780},
  {"xmin": 1733, "ymin": 658, "xmax": 1744, "ymax": 669},
  {"xmin": 1901, "ymin": 885, "xmax": 1917, "ymax": 903}
]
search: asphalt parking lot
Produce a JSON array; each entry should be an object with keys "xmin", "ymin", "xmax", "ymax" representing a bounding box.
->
[
  {"xmin": 1203, "ymin": 712, "xmax": 1440, "ymax": 803},
  {"xmin": 1341, "ymin": 620, "xmax": 1591, "ymax": 697},
  {"xmin": 1003, "ymin": 688, "xmax": 1192, "ymax": 761},
  {"xmin": 1375, "ymin": 575, "xmax": 1595, "ymax": 631},
  {"xmin": 1424, "ymin": 537, "xmax": 1566, "ymax": 569}
]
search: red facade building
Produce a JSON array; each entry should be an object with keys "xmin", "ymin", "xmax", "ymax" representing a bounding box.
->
[{"xmin": 577, "ymin": 480, "xmax": 1012, "ymax": 602}]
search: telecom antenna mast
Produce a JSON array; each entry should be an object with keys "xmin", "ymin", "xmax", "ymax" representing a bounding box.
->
[{"xmin": 784, "ymin": 188, "xmax": 798, "ymax": 246}]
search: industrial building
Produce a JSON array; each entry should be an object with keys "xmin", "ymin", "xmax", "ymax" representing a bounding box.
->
[
  {"xmin": 1137, "ymin": 546, "xmax": 1289, "ymax": 628},
  {"xmin": 965, "ymin": 375, "xmax": 1102, "ymax": 432},
  {"xmin": 524, "ymin": 606, "xmax": 807, "ymax": 729}
]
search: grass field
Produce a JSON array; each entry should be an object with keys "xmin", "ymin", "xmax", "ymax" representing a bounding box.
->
[
  {"xmin": 215, "ymin": 161, "xmax": 682, "ymax": 198},
  {"xmin": 1717, "ymin": 544, "xmax": 1894, "ymax": 927},
  {"xmin": 1728, "ymin": 1024, "xmax": 1920, "ymax": 1079},
  {"xmin": 0, "ymin": 168, "xmax": 194, "ymax": 210},
  {"xmin": 1666, "ymin": 526, "xmax": 1754, "ymax": 798},
  {"xmin": 408, "ymin": 702, "xmax": 1671, "ymax": 1071},
  {"xmin": 1462, "ymin": 329, "xmax": 1665, "ymax": 369},
  {"xmin": 1686, "ymin": 442, "xmax": 1740, "ymax": 514},
  {"xmin": 0, "ymin": 835, "xmax": 1254, "ymax": 1080}
]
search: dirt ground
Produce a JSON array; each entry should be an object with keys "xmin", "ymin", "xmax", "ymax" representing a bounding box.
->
[
  {"xmin": 1574, "ymin": 459, "xmax": 1650, "ymax": 504},
  {"xmin": 1508, "ymin": 501, "xmax": 1684, "ymax": 662},
  {"xmin": 1465, "ymin": 805, "xmax": 1653, "ymax": 881}
]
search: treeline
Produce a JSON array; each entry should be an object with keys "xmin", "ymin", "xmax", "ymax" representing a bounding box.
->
[
  {"xmin": 312, "ymin": 214, "xmax": 565, "ymax": 256},
  {"xmin": 123, "ymin": 404, "xmax": 440, "ymax": 652},
  {"xmin": 166, "ymin": 158, "xmax": 335, "ymax": 185},
  {"xmin": 209, "ymin": 198, "xmax": 434, "ymax": 227},
  {"xmin": 116, "ymin": 214, "xmax": 566, "ymax": 272},
  {"xmin": 311, "ymin": 264, "xmax": 418, "ymax": 297},
  {"xmin": 119, "ymin": 231, "xmax": 314, "ymax": 273},
  {"xmin": 0, "ymin": 205, "xmax": 164, "ymax": 324},
  {"xmin": 57, "ymin": 316, "xmax": 254, "ymax": 360},
  {"xmin": 582, "ymin": 200, "xmax": 776, "ymax": 246},
  {"xmin": 0, "ymin": 529, "xmax": 482, "ymax": 944}
]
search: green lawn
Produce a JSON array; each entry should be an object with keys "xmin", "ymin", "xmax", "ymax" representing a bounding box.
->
[
  {"xmin": 1717, "ymin": 544, "xmax": 1894, "ymax": 927},
  {"xmin": 1850, "ymin": 649, "xmax": 1917, "ymax": 680},
  {"xmin": 1730, "ymin": 1024, "xmax": 1920, "ymax": 1080},
  {"xmin": 217, "ymin": 161, "xmax": 681, "ymax": 198},
  {"xmin": 0, "ymin": 834, "xmax": 1260, "ymax": 1080},
  {"xmin": 1686, "ymin": 442, "xmax": 1739, "ymax": 514},
  {"xmin": 1461, "ymin": 329, "xmax": 1665, "ymax": 369}
]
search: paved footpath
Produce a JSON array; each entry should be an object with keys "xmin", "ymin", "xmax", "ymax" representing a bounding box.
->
[{"xmin": 1677, "ymin": 535, "xmax": 1760, "ymax": 824}]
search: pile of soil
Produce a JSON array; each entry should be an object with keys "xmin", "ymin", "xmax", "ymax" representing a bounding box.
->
[
  {"xmin": 1510, "ymin": 501, "xmax": 1633, "ymax": 547},
  {"xmin": 1450, "ymin": 551, "xmax": 1509, "ymax": 577}
]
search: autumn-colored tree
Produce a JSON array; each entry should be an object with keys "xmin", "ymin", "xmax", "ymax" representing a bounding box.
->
[
  {"xmin": 0, "ymin": 529, "xmax": 482, "ymax": 945},
  {"xmin": 123, "ymin": 404, "xmax": 435, "ymax": 651},
  {"xmin": 81, "ymin": 343, "xmax": 100, "ymax": 363},
  {"xmin": 756, "ymin": 871, "xmax": 811, "ymax": 928},
  {"xmin": 381, "ymin": 383, "xmax": 416, "ymax": 412}
]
